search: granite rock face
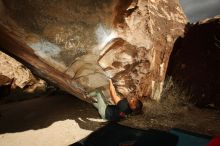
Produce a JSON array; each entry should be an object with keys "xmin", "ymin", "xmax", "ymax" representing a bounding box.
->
[
  {"xmin": 0, "ymin": 0, "xmax": 187, "ymax": 102},
  {"xmin": 99, "ymin": 0, "xmax": 187, "ymax": 101}
]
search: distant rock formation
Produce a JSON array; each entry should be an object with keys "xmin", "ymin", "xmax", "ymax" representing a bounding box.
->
[
  {"xmin": 0, "ymin": 51, "xmax": 35, "ymax": 88},
  {"xmin": 167, "ymin": 16, "xmax": 220, "ymax": 108},
  {"xmin": 0, "ymin": 51, "xmax": 46, "ymax": 94}
]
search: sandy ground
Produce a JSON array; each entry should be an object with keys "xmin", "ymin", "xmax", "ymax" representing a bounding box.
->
[{"xmin": 0, "ymin": 92, "xmax": 104, "ymax": 146}]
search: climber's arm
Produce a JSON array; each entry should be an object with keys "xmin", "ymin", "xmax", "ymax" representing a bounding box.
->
[{"xmin": 109, "ymin": 79, "xmax": 121, "ymax": 104}]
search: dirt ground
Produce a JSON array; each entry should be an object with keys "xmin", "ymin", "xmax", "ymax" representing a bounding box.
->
[{"xmin": 0, "ymin": 91, "xmax": 220, "ymax": 146}]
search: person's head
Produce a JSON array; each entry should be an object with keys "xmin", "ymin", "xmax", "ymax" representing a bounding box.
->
[{"xmin": 128, "ymin": 98, "xmax": 143, "ymax": 114}]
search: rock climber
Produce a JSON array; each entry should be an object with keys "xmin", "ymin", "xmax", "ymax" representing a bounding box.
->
[{"xmin": 88, "ymin": 79, "xmax": 143, "ymax": 121}]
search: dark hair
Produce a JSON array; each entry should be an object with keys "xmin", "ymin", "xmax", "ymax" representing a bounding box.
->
[{"xmin": 133, "ymin": 99, "xmax": 143, "ymax": 114}]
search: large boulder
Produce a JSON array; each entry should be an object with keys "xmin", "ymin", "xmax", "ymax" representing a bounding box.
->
[{"xmin": 0, "ymin": 0, "xmax": 187, "ymax": 102}]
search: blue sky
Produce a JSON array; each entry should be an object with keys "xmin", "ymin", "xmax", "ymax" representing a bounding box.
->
[{"xmin": 180, "ymin": 0, "xmax": 220, "ymax": 22}]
